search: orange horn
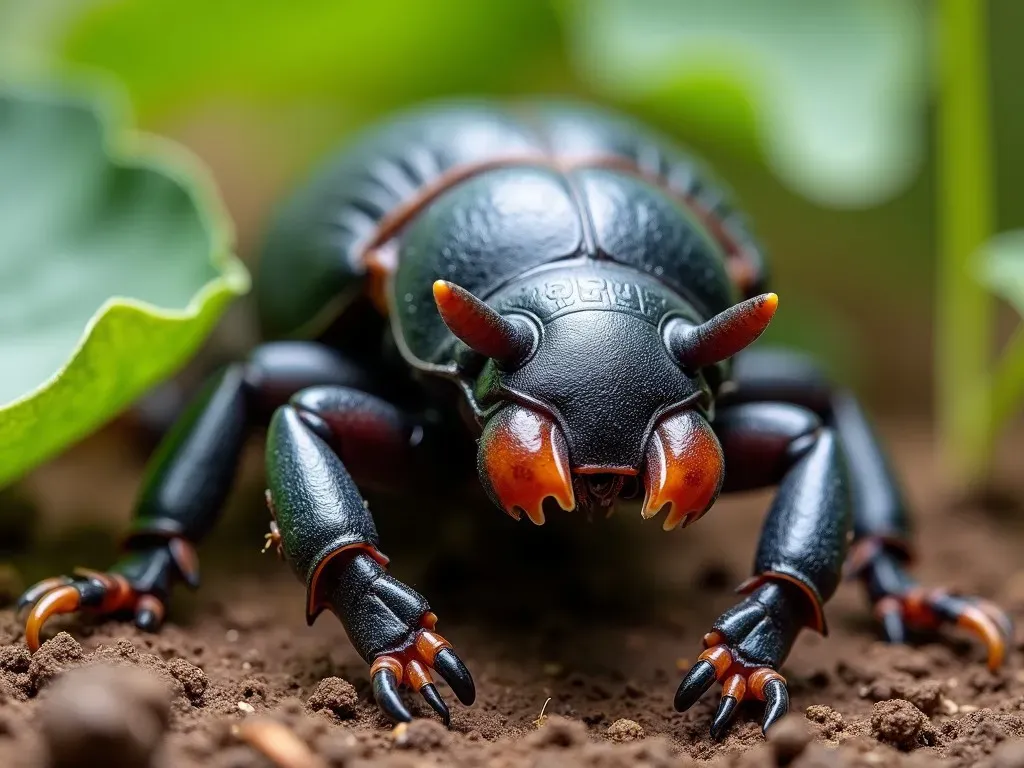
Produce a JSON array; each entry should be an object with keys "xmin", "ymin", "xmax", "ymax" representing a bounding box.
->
[
  {"xmin": 668, "ymin": 293, "xmax": 778, "ymax": 369},
  {"xmin": 433, "ymin": 280, "xmax": 534, "ymax": 368},
  {"xmin": 641, "ymin": 410, "xmax": 724, "ymax": 531},
  {"xmin": 478, "ymin": 404, "xmax": 575, "ymax": 524}
]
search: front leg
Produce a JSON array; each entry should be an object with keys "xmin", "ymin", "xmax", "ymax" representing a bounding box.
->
[
  {"xmin": 266, "ymin": 388, "xmax": 474, "ymax": 726},
  {"xmin": 676, "ymin": 403, "xmax": 848, "ymax": 737},
  {"xmin": 19, "ymin": 342, "xmax": 373, "ymax": 650}
]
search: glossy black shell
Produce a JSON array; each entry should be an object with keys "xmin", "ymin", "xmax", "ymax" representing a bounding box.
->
[{"xmin": 258, "ymin": 102, "xmax": 767, "ymax": 366}]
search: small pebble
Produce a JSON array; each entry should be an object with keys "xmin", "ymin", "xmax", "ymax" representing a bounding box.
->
[
  {"xmin": 237, "ymin": 702, "xmax": 255, "ymax": 713},
  {"xmin": 767, "ymin": 713, "xmax": 812, "ymax": 764},
  {"xmin": 393, "ymin": 719, "xmax": 448, "ymax": 751},
  {"xmin": 225, "ymin": 630, "xmax": 240, "ymax": 643},
  {"xmin": 306, "ymin": 677, "xmax": 358, "ymax": 720},
  {"xmin": 993, "ymin": 739, "xmax": 1024, "ymax": 768},
  {"xmin": 805, "ymin": 705, "xmax": 844, "ymax": 739},
  {"xmin": 606, "ymin": 718, "xmax": 645, "ymax": 742},
  {"xmin": 871, "ymin": 699, "xmax": 928, "ymax": 750},
  {"xmin": 40, "ymin": 663, "xmax": 171, "ymax": 768}
]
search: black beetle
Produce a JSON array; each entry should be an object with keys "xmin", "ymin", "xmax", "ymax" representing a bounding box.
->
[{"xmin": 20, "ymin": 102, "xmax": 1009, "ymax": 738}]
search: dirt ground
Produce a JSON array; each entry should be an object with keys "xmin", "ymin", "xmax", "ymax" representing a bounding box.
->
[{"xmin": 3, "ymin": 421, "xmax": 1024, "ymax": 767}]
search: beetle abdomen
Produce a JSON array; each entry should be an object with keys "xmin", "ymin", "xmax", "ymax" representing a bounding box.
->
[{"xmin": 257, "ymin": 102, "xmax": 767, "ymax": 348}]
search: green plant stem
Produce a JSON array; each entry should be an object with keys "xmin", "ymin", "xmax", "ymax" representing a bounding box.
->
[
  {"xmin": 990, "ymin": 328, "xmax": 1024, "ymax": 431},
  {"xmin": 936, "ymin": 0, "xmax": 994, "ymax": 483}
]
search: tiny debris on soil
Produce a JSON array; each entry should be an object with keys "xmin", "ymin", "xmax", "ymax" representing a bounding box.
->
[
  {"xmin": 606, "ymin": 717, "xmax": 646, "ymax": 742},
  {"xmin": 306, "ymin": 676, "xmax": 358, "ymax": 720},
  {"xmin": 3, "ymin": 426, "xmax": 1024, "ymax": 767}
]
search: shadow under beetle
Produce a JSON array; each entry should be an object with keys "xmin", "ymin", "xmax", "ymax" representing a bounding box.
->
[{"xmin": 19, "ymin": 103, "xmax": 1011, "ymax": 738}]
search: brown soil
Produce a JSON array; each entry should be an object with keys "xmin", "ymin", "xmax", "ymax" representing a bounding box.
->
[{"xmin": 3, "ymin": 422, "xmax": 1024, "ymax": 767}]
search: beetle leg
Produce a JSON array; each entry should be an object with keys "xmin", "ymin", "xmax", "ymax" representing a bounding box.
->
[
  {"xmin": 266, "ymin": 389, "xmax": 475, "ymax": 727},
  {"xmin": 682, "ymin": 403, "xmax": 848, "ymax": 738},
  {"xmin": 19, "ymin": 559, "xmax": 176, "ymax": 651},
  {"xmin": 727, "ymin": 349, "xmax": 1010, "ymax": 668},
  {"xmin": 20, "ymin": 342, "xmax": 378, "ymax": 650},
  {"xmin": 860, "ymin": 546, "xmax": 1011, "ymax": 671}
]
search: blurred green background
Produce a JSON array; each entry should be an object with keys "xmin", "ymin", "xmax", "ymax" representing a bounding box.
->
[
  {"xmin": 5, "ymin": 0, "xmax": 984, "ymax": 407},
  {"xmin": 2, "ymin": 0, "xmax": 1024, "ymax": 545}
]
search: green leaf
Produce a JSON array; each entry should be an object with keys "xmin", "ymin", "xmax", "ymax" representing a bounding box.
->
[
  {"xmin": 0, "ymin": 79, "xmax": 249, "ymax": 487},
  {"xmin": 977, "ymin": 230, "xmax": 1024, "ymax": 317},
  {"xmin": 975, "ymin": 231, "xmax": 1024, "ymax": 435},
  {"xmin": 58, "ymin": 0, "xmax": 563, "ymax": 121},
  {"xmin": 562, "ymin": 0, "xmax": 927, "ymax": 208}
]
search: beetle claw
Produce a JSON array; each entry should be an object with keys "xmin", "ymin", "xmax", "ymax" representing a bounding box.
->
[
  {"xmin": 432, "ymin": 647, "xmax": 476, "ymax": 706},
  {"xmin": 24, "ymin": 585, "xmax": 81, "ymax": 651},
  {"xmin": 876, "ymin": 588, "xmax": 1010, "ymax": 672},
  {"xmin": 674, "ymin": 643, "xmax": 788, "ymax": 740},
  {"xmin": 372, "ymin": 668, "xmax": 412, "ymax": 724},
  {"xmin": 16, "ymin": 577, "xmax": 73, "ymax": 617},
  {"xmin": 368, "ymin": 621, "xmax": 474, "ymax": 726},
  {"xmin": 419, "ymin": 683, "xmax": 451, "ymax": 727},
  {"xmin": 19, "ymin": 569, "xmax": 159, "ymax": 652}
]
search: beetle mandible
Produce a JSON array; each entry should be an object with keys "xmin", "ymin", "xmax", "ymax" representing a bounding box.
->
[{"xmin": 19, "ymin": 103, "xmax": 1010, "ymax": 738}]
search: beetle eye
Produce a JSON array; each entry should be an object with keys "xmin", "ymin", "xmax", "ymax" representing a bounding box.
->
[
  {"xmin": 641, "ymin": 409, "xmax": 724, "ymax": 531},
  {"xmin": 477, "ymin": 403, "xmax": 575, "ymax": 524}
]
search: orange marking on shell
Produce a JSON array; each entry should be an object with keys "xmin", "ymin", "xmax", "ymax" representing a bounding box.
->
[
  {"xmin": 365, "ymin": 243, "xmax": 399, "ymax": 315},
  {"xmin": 479, "ymin": 404, "xmax": 576, "ymax": 523},
  {"xmin": 641, "ymin": 410, "xmax": 724, "ymax": 530}
]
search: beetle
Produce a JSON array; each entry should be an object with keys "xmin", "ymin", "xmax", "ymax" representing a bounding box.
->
[{"xmin": 18, "ymin": 102, "xmax": 1011, "ymax": 738}]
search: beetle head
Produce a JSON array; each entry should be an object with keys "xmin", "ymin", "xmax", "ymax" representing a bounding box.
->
[{"xmin": 433, "ymin": 269, "xmax": 776, "ymax": 527}]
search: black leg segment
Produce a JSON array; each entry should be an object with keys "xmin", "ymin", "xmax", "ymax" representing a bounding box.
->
[
  {"xmin": 677, "ymin": 400, "xmax": 849, "ymax": 738},
  {"xmin": 19, "ymin": 341, "xmax": 373, "ymax": 648},
  {"xmin": 720, "ymin": 348, "xmax": 1010, "ymax": 671},
  {"xmin": 265, "ymin": 386, "xmax": 475, "ymax": 725}
]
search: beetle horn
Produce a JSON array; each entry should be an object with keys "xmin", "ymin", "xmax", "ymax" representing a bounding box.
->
[
  {"xmin": 433, "ymin": 280, "xmax": 534, "ymax": 368},
  {"xmin": 667, "ymin": 293, "xmax": 778, "ymax": 369}
]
